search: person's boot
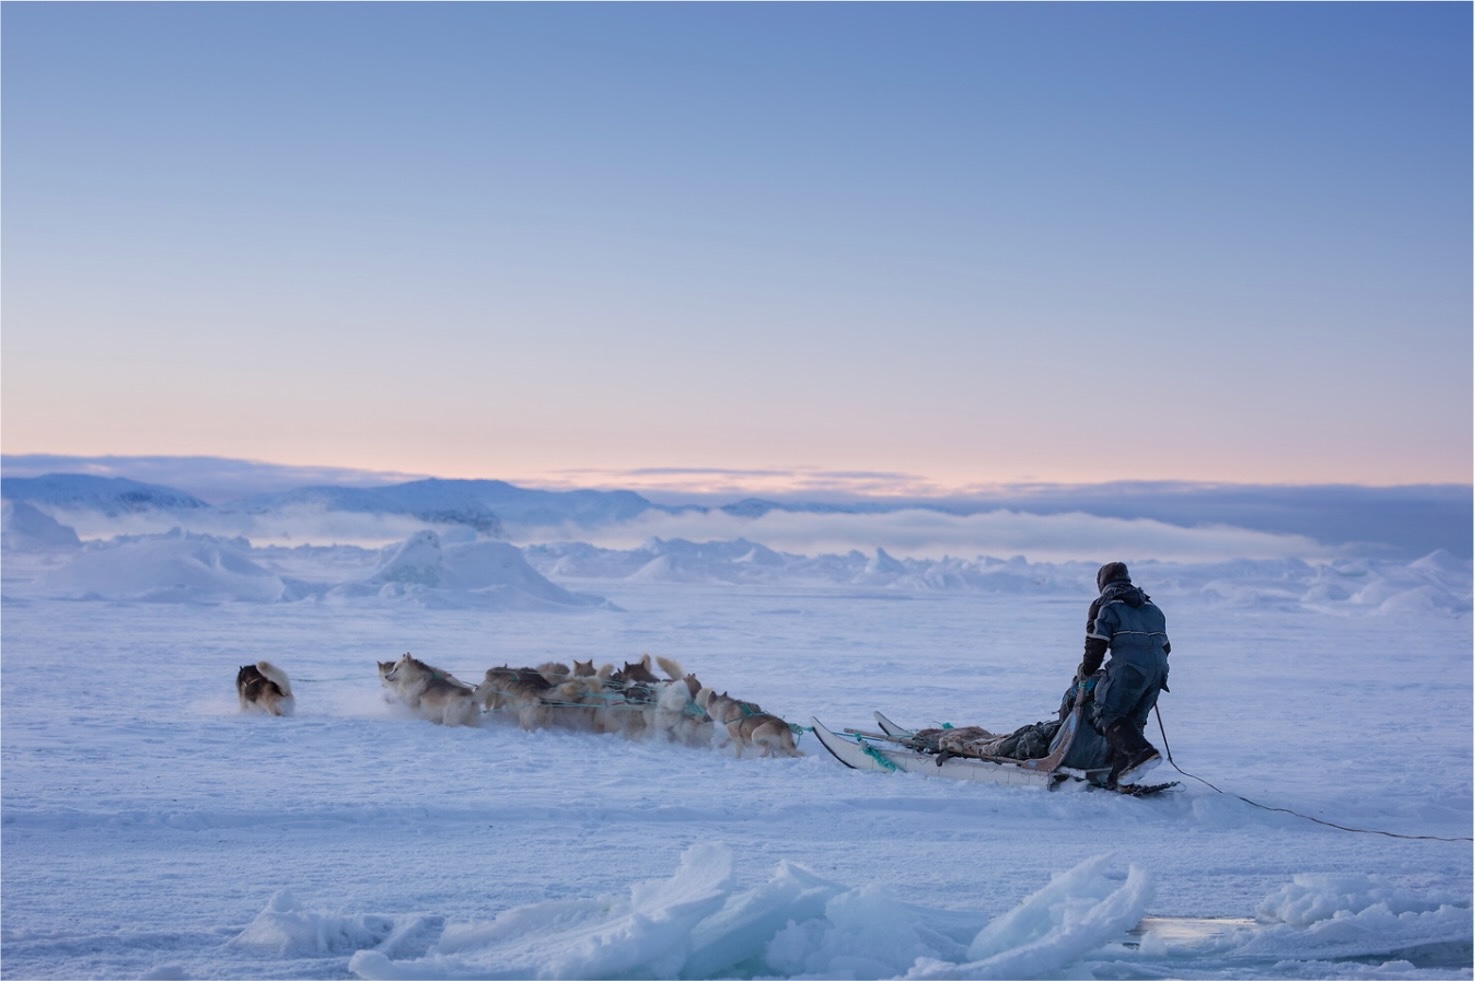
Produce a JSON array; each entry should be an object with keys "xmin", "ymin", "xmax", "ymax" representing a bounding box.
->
[{"xmin": 1104, "ymin": 719, "xmax": 1161, "ymax": 788}]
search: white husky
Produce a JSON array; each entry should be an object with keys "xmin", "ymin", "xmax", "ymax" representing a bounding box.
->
[{"xmin": 651, "ymin": 661, "xmax": 712, "ymax": 747}]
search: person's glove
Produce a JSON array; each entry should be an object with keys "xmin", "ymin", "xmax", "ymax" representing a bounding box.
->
[{"xmin": 1076, "ymin": 675, "xmax": 1097, "ymax": 697}]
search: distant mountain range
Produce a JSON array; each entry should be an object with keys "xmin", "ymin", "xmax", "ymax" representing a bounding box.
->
[
  {"xmin": 1, "ymin": 464, "xmax": 1471, "ymax": 559},
  {"xmin": 0, "ymin": 474, "xmax": 211, "ymax": 513},
  {"xmin": 0, "ymin": 474, "xmax": 662, "ymax": 537}
]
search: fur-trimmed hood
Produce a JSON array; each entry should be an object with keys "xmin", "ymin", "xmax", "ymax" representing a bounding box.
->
[{"xmin": 1101, "ymin": 580, "xmax": 1148, "ymax": 608}]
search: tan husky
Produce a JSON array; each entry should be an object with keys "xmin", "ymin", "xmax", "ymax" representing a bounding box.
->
[
  {"xmin": 695, "ymin": 687, "xmax": 761, "ymax": 727},
  {"xmin": 377, "ymin": 653, "xmax": 480, "ymax": 727},
  {"xmin": 237, "ymin": 661, "xmax": 294, "ymax": 716},
  {"xmin": 696, "ymin": 687, "xmax": 801, "ymax": 757},
  {"xmin": 726, "ymin": 711, "xmax": 803, "ymax": 758}
]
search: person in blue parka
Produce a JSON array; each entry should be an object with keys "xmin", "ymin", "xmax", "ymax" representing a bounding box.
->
[{"xmin": 1076, "ymin": 561, "xmax": 1170, "ymax": 786}]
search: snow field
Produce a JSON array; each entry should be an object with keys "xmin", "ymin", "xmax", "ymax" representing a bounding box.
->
[{"xmin": 2, "ymin": 578, "xmax": 1470, "ymax": 979}]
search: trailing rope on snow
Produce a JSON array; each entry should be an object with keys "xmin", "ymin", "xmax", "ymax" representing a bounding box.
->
[{"xmin": 1152, "ymin": 706, "xmax": 1472, "ymax": 843}]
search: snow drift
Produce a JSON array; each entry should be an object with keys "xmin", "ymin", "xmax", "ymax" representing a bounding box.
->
[
  {"xmin": 233, "ymin": 849, "xmax": 1471, "ymax": 980},
  {"xmin": 1, "ymin": 500, "xmax": 81, "ymax": 551},
  {"xmin": 340, "ymin": 848, "xmax": 1154, "ymax": 980},
  {"xmin": 324, "ymin": 531, "xmax": 612, "ymax": 610},
  {"xmin": 15, "ymin": 528, "xmax": 612, "ymax": 610},
  {"xmin": 37, "ymin": 531, "xmax": 286, "ymax": 603}
]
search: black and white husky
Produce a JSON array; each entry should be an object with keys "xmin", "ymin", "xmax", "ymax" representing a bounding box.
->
[{"xmin": 236, "ymin": 661, "xmax": 295, "ymax": 716}]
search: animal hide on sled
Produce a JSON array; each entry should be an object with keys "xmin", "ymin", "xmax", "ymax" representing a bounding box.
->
[{"xmin": 907, "ymin": 720, "xmax": 1060, "ymax": 761}]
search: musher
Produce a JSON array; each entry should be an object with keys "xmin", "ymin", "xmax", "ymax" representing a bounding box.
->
[{"xmin": 1075, "ymin": 561, "xmax": 1169, "ymax": 787}]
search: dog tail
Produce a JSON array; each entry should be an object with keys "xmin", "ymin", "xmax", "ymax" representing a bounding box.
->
[
  {"xmin": 655, "ymin": 655, "xmax": 684, "ymax": 681},
  {"xmin": 255, "ymin": 660, "xmax": 293, "ymax": 697}
]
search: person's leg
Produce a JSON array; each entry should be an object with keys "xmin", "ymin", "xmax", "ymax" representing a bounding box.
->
[{"xmin": 1095, "ymin": 662, "xmax": 1162, "ymax": 785}]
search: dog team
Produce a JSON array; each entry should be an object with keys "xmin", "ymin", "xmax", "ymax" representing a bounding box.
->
[{"xmin": 237, "ymin": 652, "xmax": 802, "ymax": 758}]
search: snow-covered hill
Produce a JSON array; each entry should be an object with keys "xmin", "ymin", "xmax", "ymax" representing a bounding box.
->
[
  {"xmin": 36, "ymin": 531, "xmax": 287, "ymax": 603},
  {"xmin": 1, "ymin": 472, "xmax": 676, "ymax": 543},
  {"xmin": 225, "ymin": 481, "xmax": 508, "ymax": 536},
  {"xmin": 1, "ymin": 473, "xmax": 209, "ymax": 513},
  {"xmin": 7, "ymin": 528, "xmax": 610, "ymax": 610},
  {"xmin": 226, "ymin": 478, "xmax": 664, "ymax": 534},
  {"xmin": 325, "ymin": 530, "xmax": 612, "ymax": 610}
]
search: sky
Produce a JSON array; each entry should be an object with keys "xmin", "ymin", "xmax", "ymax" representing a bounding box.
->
[{"xmin": 3, "ymin": 2, "xmax": 1471, "ymax": 497}]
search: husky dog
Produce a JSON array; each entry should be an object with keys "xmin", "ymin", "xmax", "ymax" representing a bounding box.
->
[
  {"xmin": 695, "ymin": 687, "xmax": 761, "ymax": 727},
  {"xmin": 237, "ymin": 661, "xmax": 294, "ymax": 716},
  {"xmin": 696, "ymin": 687, "xmax": 801, "ymax": 757},
  {"xmin": 539, "ymin": 675, "xmax": 606, "ymax": 733},
  {"xmin": 536, "ymin": 661, "xmax": 571, "ymax": 684},
  {"xmin": 572, "ymin": 659, "xmax": 597, "ymax": 677},
  {"xmin": 727, "ymin": 711, "xmax": 803, "ymax": 758},
  {"xmin": 378, "ymin": 653, "xmax": 480, "ymax": 727},
  {"xmin": 654, "ymin": 671, "xmax": 712, "ymax": 747},
  {"xmin": 612, "ymin": 653, "xmax": 661, "ymax": 686},
  {"xmin": 476, "ymin": 666, "xmax": 555, "ymax": 729},
  {"xmin": 593, "ymin": 688, "xmax": 649, "ymax": 738}
]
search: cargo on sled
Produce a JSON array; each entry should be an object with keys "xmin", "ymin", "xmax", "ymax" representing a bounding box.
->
[{"xmin": 811, "ymin": 690, "xmax": 1178, "ymax": 797}]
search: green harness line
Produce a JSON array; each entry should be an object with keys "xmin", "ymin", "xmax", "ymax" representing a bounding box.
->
[
  {"xmin": 716, "ymin": 697, "xmax": 808, "ymax": 741},
  {"xmin": 855, "ymin": 737, "xmax": 899, "ymax": 771}
]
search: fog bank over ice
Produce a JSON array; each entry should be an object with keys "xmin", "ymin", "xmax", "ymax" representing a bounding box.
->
[
  {"xmin": 551, "ymin": 506, "xmax": 1338, "ymax": 563},
  {"xmin": 9, "ymin": 498, "xmax": 1340, "ymax": 563}
]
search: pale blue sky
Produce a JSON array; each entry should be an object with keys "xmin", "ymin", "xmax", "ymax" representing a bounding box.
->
[{"xmin": 4, "ymin": 2, "xmax": 1470, "ymax": 494}]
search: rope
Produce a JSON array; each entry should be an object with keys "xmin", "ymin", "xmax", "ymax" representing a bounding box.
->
[
  {"xmin": 858, "ymin": 739, "xmax": 900, "ymax": 771},
  {"xmin": 1152, "ymin": 706, "xmax": 1472, "ymax": 843}
]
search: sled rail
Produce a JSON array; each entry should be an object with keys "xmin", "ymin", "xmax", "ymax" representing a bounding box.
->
[{"xmin": 813, "ymin": 705, "xmax": 1179, "ymax": 797}]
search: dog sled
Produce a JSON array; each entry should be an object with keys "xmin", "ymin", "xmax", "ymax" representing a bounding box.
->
[{"xmin": 810, "ymin": 697, "xmax": 1178, "ymax": 797}]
